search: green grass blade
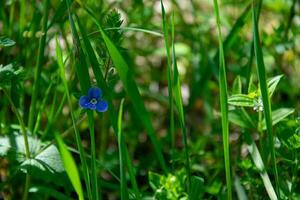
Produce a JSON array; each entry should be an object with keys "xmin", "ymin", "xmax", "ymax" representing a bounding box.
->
[
  {"xmin": 213, "ymin": 1, "xmax": 232, "ymax": 199},
  {"xmin": 161, "ymin": 0, "xmax": 175, "ymax": 156},
  {"xmin": 65, "ymin": 1, "xmax": 100, "ymax": 199},
  {"xmin": 234, "ymin": 175, "xmax": 248, "ymax": 200},
  {"xmin": 252, "ymin": 1, "xmax": 279, "ymax": 195},
  {"xmin": 75, "ymin": 15, "xmax": 141, "ymax": 198},
  {"xmin": 87, "ymin": 13, "xmax": 168, "ymax": 173},
  {"xmin": 55, "ymin": 133, "xmax": 84, "ymax": 200},
  {"xmin": 56, "ymin": 36, "xmax": 92, "ymax": 200},
  {"xmin": 117, "ymin": 99, "xmax": 129, "ymax": 200},
  {"xmin": 171, "ymin": 11, "xmax": 191, "ymax": 192},
  {"xmin": 28, "ymin": 0, "xmax": 50, "ymax": 131},
  {"xmin": 244, "ymin": 132, "xmax": 278, "ymax": 200}
]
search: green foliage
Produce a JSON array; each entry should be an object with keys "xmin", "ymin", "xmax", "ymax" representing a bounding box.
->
[
  {"xmin": 149, "ymin": 170, "xmax": 188, "ymax": 200},
  {"xmin": 1, "ymin": 0, "xmax": 299, "ymax": 199}
]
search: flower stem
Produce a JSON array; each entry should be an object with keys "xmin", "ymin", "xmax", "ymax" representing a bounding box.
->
[{"xmin": 3, "ymin": 89, "xmax": 31, "ymax": 200}]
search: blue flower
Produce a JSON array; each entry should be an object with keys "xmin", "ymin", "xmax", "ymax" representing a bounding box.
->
[{"xmin": 79, "ymin": 87, "xmax": 108, "ymax": 112}]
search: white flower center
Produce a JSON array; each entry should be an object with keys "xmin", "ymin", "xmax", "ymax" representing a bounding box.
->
[{"xmin": 90, "ymin": 98, "xmax": 97, "ymax": 105}]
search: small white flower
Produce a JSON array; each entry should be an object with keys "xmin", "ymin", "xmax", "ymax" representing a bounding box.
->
[{"xmin": 253, "ymin": 96, "xmax": 263, "ymax": 112}]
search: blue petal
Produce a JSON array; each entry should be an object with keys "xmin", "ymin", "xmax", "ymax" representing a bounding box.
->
[
  {"xmin": 87, "ymin": 103, "xmax": 97, "ymax": 110},
  {"xmin": 88, "ymin": 87, "xmax": 102, "ymax": 99},
  {"xmin": 79, "ymin": 96, "xmax": 90, "ymax": 109},
  {"xmin": 96, "ymin": 100, "xmax": 108, "ymax": 112}
]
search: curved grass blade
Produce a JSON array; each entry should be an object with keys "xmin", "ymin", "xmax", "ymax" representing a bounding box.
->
[
  {"xmin": 252, "ymin": 1, "xmax": 279, "ymax": 195},
  {"xmin": 161, "ymin": 0, "xmax": 175, "ymax": 157},
  {"xmin": 55, "ymin": 133, "xmax": 84, "ymax": 200},
  {"xmin": 86, "ymin": 11, "xmax": 168, "ymax": 173},
  {"xmin": 213, "ymin": 0, "xmax": 232, "ymax": 199},
  {"xmin": 56, "ymin": 36, "xmax": 92, "ymax": 200},
  {"xmin": 171, "ymin": 11, "xmax": 191, "ymax": 192},
  {"xmin": 65, "ymin": 1, "xmax": 100, "ymax": 199},
  {"xmin": 244, "ymin": 132, "xmax": 278, "ymax": 200},
  {"xmin": 75, "ymin": 15, "xmax": 141, "ymax": 198}
]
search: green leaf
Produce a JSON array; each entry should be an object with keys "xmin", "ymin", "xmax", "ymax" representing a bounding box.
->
[
  {"xmin": 252, "ymin": 3, "xmax": 279, "ymax": 193},
  {"xmin": 21, "ymin": 144, "xmax": 64, "ymax": 173},
  {"xmin": 0, "ymin": 134, "xmax": 40, "ymax": 160},
  {"xmin": 0, "ymin": 36, "xmax": 16, "ymax": 47},
  {"xmin": 190, "ymin": 176, "xmax": 204, "ymax": 200},
  {"xmin": 148, "ymin": 171, "xmax": 162, "ymax": 191},
  {"xmin": 232, "ymin": 75, "xmax": 242, "ymax": 94},
  {"xmin": 228, "ymin": 94, "xmax": 254, "ymax": 107},
  {"xmin": 244, "ymin": 132, "xmax": 278, "ymax": 200},
  {"xmin": 234, "ymin": 175, "xmax": 248, "ymax": 200},
  {"xmin": 267, "ymin": 75, "xmax": 283, "ymax": 97},
  {"xmin": 92, "ymin": 16, "xmax": 167, "ymax": 173},
  {"xmin": 287, "ymin": 129, "xmax": 300, "ymax": 149},
  {"xmin": 262, "ymin": 108, "xmax": 294, "ymax": 130},
  {"xmin": 228, "ymin": 109, "xmax": 255, "ymax": 129},
  {"xmin": 55, "ymin": 133, "xmax": 84, "ymax": 200}
]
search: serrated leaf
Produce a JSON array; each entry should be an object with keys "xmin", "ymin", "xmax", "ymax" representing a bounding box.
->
[
  {"xmin": 232, "ymin": 76, "xmax": 242, "ymax": 94},
  {"xmin": 228, "ymin": 94, "xmax": 254, "ymax": 107},
  {"xmin": 21, "ymin": 144, "xmax": 64, "ymax": 173},
  {"xmin": 0, "ymin": 36, "xmax": 16, "ymax": 47},
  {"xmin": 262, "ymin": 108, "xmax": 294, "ymax": 130},
  {"xmin": 0, "ymin": 134, "xmax": 40, "ymax": 160}
]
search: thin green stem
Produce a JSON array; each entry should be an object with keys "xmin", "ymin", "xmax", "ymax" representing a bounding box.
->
[
  {"xmin": 87, "ymin": 111, "xmax": 100, "ymax": 200},
  {"xmin": 3, "ymin": 89, "xmax": 31, "ymax": 200},
  {"xmin": 28, "ymin": 0, "xmax": 50, "ymax": 131}
]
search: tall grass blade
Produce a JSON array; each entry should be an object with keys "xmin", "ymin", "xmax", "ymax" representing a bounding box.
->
[
  {"xmin": 171, "ymin": 11, "xmax": 191, "ymax": 192},
  {"xmin": 28, "ymin": 0, "xmax": 50, "ymax": 131},
  {"xmin": 213, "ymin": 0, "xmax": 232, "ymax": 199},
  {"xmin": 252, "ymin": 0, "xmax": 279, "ymax": 195},
  {"xmin": 244, "ymin": 132, "xmax": 278, "ymax": 200},
  {"xmin": 55, "ymin": 133, "xmax": 84, "ymax": 200},
  {"xmin": 65, "ymin": 1, "xmax": 100, "ymax": 199},
  {"xmin": 161, "ymin": 0, "xmax": 175, "ymax": 153},
  {"xmin": 75, "ymin": 15, "xmax": 141, "ymax": 198},
  {"xmin": 56, "ymin": 36, "xmax": 92, "ymax": 200},
  {"xmin": 86, "ymin": 12, "xmax": 168, "ymax": 173}
]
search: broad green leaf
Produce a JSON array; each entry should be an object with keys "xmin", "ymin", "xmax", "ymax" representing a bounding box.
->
[
  {"xmin": 0, "ymin": 36, "xmax": 15, "ymax": 47},
  {"xmin": 190, "ymin": 176, "xmax": 204, "ymax": 200},
  {"xmin": 21, "ymin": 144, "xmax": 64, "ymax": 173},
  {"xmin": 55, "ymin": 133, "xmax": 84, "ymax": 200},
  {"xmin": 0, "ymin": 134, "xmax": 40, "ymax": 160},
  {"xmin": 262, "ymin": 108, "xmax": 294, "ymax": 130},
  {"xmin": 232, "ymin": 76, "xmax": 242, "ymax": 94},
  {"xmin": 228, "ymin": 94, "xmax": 254, "ymax": 107},
  {"xmin": 228, "ymin": 109, "xmax": 255, "ymax": 129}
]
